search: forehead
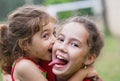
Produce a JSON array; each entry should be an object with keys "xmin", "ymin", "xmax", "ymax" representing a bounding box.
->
[
  {"xmin": 61, "ymin": 22, "xmax": 89, "ymax": 39},
  {"xmin": 42, "ymin": 22, "xmax": 55, "ymax": 31}
]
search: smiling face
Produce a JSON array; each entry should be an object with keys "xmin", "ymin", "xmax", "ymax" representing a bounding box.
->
[
  {"xmin": 49, "ymin": 22, "xmax": 93, "ymax": 79},
  {"xmin": 27, "ymin": 22, "xmax": 56, "ymax": 61}
]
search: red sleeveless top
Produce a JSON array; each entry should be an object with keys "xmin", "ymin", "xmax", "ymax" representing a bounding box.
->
[
  {"xmin": 39, "ymin": 60, "xmax": 55, "ymax": 81},
  {"xmin": 11, "ymin": 57, "xmax": 55, "ymax": 81},
  {"xmin": 11, "ymin": 57, "xmax": 101, "ymax": 81}
]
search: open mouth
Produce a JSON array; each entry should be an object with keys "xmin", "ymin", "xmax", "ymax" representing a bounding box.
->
[
  {"xmin": 56, "ymin": 55, "xmax": 68, "ymax": 65},
  {"xmin": 49, "ymin": 55, "xmax": 68, "ymax": 67}
]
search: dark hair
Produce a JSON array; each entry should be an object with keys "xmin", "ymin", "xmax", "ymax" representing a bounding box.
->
[
  {"xmin": 0, "ymin": 5, "xmax": 56, "ymax": 74},
  {"xmin": 61, "ymin": 16, "xmax": 104, "ymax": 57}
]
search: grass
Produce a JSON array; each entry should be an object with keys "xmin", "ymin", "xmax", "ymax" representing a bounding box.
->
[
  {"xmin": 0, "ymin": 73, "xmax": 1, "ymax": 81},
  {"xmin": 95, "ymin": 35, "xmax": 120, "ymax": 81},
  {"xmin": 0, "ymin": 36, "xmax": 119, "ymax": 81}
]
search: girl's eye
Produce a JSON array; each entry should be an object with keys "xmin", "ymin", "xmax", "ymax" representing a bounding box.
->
[
  {"xmin": 53, "ymin": 31, "xmax": 56, "ymax": 37},
  {"xmin": 42, "ymin": 33, "xmax": 49, "ymax": 39},
  {"xmin": 57, "ymin": 37, "xmax": 64, "ymax": 42},
  {"xmin": 71, "ymin": 43, "xmax": 79, "ymax": 47}
]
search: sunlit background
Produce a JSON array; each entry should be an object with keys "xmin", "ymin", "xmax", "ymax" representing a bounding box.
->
[{"xmin": 0, "ymin": 0, "xmax": 120, "ymax": 81}]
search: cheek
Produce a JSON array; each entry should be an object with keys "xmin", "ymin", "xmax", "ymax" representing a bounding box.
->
[
  {"xmin": 71, "ymin": 55, "xmax": 85, "ymax": 69},
  {"xmin": 53, "ymin": 42, "xmax": 59, "ymax": 51},
  {"xmin": 70, "ymin": 50, "xmax": 87, "ymax": 64},
  {"xmin": 41, "ymin": 41, "xmax": 50, "ymax": 49}
]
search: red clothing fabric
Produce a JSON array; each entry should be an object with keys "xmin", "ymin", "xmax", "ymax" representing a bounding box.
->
[
  {"xmin": 11, "ymin": 57, "xmax": 101, "ymax": 81},
  {"xmin": 39, "ymin": 60, "xmax": 55, "ymax": 81},
  {"xmin": 11, "ymin": 57, "xmax": 55, "ymax": 81},
  {"xmin": 84, "ymin": 78, "xmax": 91, "ymax": 81}
]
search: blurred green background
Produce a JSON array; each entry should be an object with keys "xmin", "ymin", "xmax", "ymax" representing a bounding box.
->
[
  {"xmin": 0, "ymin": 0, "xmax": 120, "ymax": 81},
  {"xmin": 95, "ymin": 36, "xmax": 120, "ymax": 81}
]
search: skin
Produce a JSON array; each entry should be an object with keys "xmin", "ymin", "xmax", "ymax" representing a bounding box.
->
[
  {"xmin": 50, "ymin": 22, "xmax": 96, "ymax": 81},
  {"xmin": 13, "ymin": 22, "xmax": 56, "ymax": 81},
  {"xmin": 2, "ymin": 72, "xmax": 12, "ymax": 81},
  {"xmin": 27, "ymin": 22, "xmax": 56, "ymax": 61},
  {"xmin": 2, "ymin": 22, "xmax": 98, "ymax": 81}
]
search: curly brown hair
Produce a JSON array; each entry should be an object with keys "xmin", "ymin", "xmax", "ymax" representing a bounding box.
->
[{"xmin": 0, "ymin": 5, "xmax": 56, "ymax": 74}]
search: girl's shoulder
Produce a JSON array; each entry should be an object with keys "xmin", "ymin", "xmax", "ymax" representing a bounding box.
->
[
  {"xmin": 11, "ymin": 57, "xmax": 48, "ymax": 81},
  {"xmin": 13, "ymin": 57, "xmax": 40, "ymax": 73},
  {"xmin": 13, "ymin": 57, "xmax": 46, "ymax": 75}
]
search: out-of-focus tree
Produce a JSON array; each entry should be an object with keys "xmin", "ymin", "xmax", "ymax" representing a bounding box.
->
[
  {"xmin": 44, "ymin": 0, "xmax": 93, "ymax": 20},
  {"xmin": 0, "ymin": 0, "xmax": 7, "ymax": 21},
  {"xmin": 34, "ymin": 0, "xmax": 44, "ymax": 4},
  {"xmin": 44, "ymin": 0, "xmax": 73, "ymax": 5},
  {"xmin": 101, "ymin": 0, "xmax": 111, "ymax": 36},
  {"xmin": 0, "ymin": 0, "xmax": 24, "ymax": 21}
]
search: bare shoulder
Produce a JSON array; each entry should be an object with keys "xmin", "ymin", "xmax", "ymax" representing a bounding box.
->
[
  {"xmin": 14, "ymin": 59, "xmax": 41, "ymax": 75},
  {"xmin": 14, "ymin": 59, "xmax": 47, "ymax": 81}
]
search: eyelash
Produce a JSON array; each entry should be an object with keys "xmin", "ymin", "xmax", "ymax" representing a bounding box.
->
[
  {"xmin": 57, "ymin": 36, "xmax": 80, "ymax": 48},
  {"xmin": 53, "ymin": 31, "xmax": 56, "ymax": 37},
  {"xmin": 43, "ymin": 33, "xmax": 49, "ymax": 38},
  {"xmin": 71, "ymin": 43, "xmax": 79, "ymax": 47},
  {"xmin": 57, "ymin": 37, "xmax": 64, "ymax": 42},
  {"xmin": 42, "ymin": 31, "xmax": 56, "ymax": 39}
]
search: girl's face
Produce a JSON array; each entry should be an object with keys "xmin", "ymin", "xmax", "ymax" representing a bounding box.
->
[
  {"xmin": 27, "ymin": 22, "xmax": 56, "ymax": 61},
  {"xmin": 50, "ymin": 22, "xmax": 92, "ymax": 78}
]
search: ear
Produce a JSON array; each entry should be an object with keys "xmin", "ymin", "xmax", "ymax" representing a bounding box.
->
[{"xmin": 84, "ymin": 54, "xmax": 96, "ymax": 65}]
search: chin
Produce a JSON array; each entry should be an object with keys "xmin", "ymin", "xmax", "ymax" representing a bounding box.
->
[
  {"xmin": 46, "ymin": 54, "xmax": 52, "ymax": 61},
  {"xmin": 42, "ymin": 57, "xmax": 51, "ymax": 61},
  {"xmin": 52, "ymin": 64, "xmax": 71, "ymax": 77},
  {"xmin": 53, "ymin": 68, "xmax": 74, "ymax": 80},
  {"xmin": 46, "ymin": 58, "xmax": 52, "ymax": 61}
]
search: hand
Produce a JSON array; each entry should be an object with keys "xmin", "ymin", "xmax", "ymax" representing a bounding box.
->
[
  {"xmin": 2, "ymin": 73, "xmax": 12, "ymax": 81},
  {"xmin": 85, "ymin": 65, "xmax": 102, "ymax": 81},
  {"xmin": 68, "ymin": 65, "xmax": 101, "ymax": 81}
]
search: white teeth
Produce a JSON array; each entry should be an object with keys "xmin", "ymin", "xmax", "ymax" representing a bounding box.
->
[{"xmin": 57, "ymin": 55, "xmax": 64, "ymax": 60}]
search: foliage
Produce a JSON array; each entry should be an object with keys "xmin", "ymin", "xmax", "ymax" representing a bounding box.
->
[
  {"xmin": 44, "ymin": 0, "xmax": 74, "ymax": 5},
  {"xmin": 57, "ymin": 8, "xmax": 93, "ymax": 20},
  {"xmin": 0, "ymin": 0, "xmax": 25, "ymax": 21},
  {"xmin": 34, "ymin": 0, "xmax": 44, "ymax": 5},
  {"xmin": 0, "ymin": 0, "xmax": 92, "ymax": 21},
  {"xmin": 43, "ymin": 0, "xmax": 92, "ymax": 20}
]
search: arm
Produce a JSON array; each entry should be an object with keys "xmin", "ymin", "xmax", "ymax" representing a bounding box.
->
[
  {"xmin": 14, "ymin": 59, "xmax": 48, "ymax": 81},
  {"xmin": 2, "ymin": 72, "xmax": 12, "ymax": 81},
  {"xmin": 68, "ymin": 67, "xmax": 88, "ymax": 81},
  {"xmin": 68, "ymin": 65, "xmax": 101, "ymax": 81}
]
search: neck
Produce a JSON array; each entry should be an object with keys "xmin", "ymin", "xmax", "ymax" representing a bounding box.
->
[
  {"xmin": 56, "ymin": 76, "xmax": 70, "ymax": 81},
  {"xmin": 56, "ymin": 71, "xmax": 78, "ymax": 81}
]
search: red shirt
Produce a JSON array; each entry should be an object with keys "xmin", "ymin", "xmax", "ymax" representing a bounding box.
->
[
  {"xmin": 11, "ymin": 57, "xmax": 55, "ymax": 81},
  {"xmin": 39, "ymin": 60, "xmax": 55, "ymax": 81}
]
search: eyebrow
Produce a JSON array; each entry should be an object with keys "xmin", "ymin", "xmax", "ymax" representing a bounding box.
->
[
  {"xmin": 41, "ymin": 27, "xmax": 56, "ymax": 33},
  {"xmin": 59, "ymin": 33, "xmax": 82, "ymax": 44},
  {"xmin": 41, "ymin": 29, "xmax": 48, "ymax": 34},
  {"xmin": 58, "ymin": 33, "xmax": 64, "ymax": 37}
]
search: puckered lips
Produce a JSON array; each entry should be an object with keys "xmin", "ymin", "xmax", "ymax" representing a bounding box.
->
[{"xmin": 49, "ymin": 55, "xmax": 68, "ymax": 67}]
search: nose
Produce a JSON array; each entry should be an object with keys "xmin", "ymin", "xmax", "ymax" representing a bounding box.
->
[
  {"xmin": 51, "ymin": 35, "xmax": 56, "ymax": 44},
  {"xmin": 58, "ymin": 43, "xmax": 67, "ymax": 53}
]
